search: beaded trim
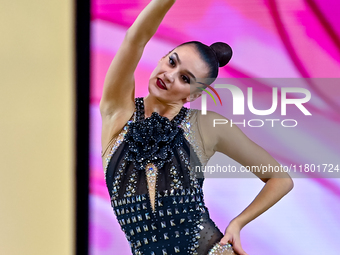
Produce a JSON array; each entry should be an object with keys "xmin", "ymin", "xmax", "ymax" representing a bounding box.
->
[
  {"xmin": 124, "ymin": 97, "xmax": 188, "ymax": 171},
  {"xmin": 180, "ymin": 109, "xmax": 209, "ymax": 167},
  {"xmin": 104, "ymin": 117, "xmax": 134, "ymax": 179},
  {"xmin": 112, "ymin": 188, "xmax": 205, "ymax": 255},
  {"xmin": 135, "ymin": 97, "xmax": 188, "ymax": 125},
  {"xmin": 105, "ymin": 98, "xmax": 210, "ymax": 255},
  {"xmin": 111, "ymin": 159, "xmax": 127, "ymax": 201},
  {"xmin": 208, "ymin": 243, "xmax": 235, "ymax": 255},
  {"xmin": 104, "ymin": 124, "xmax": 127, "ymax": 179},
  {"xmin": 103, "ymin": 105, "xmax": 137, "ymax": 180},
  {"xmin": 176, "ymin": 146, "xmax": 202, "ymax": 255},
  {"xmin": 169, "ymin": 163, "xmax": 183, "ymax": 190},
  {"xmin": 124, "ymin": 167, "xmax": 138, "ymax": 198},
  {"xmin": 145, "ymin": 163, "xmax": 158, "ymax": 212}
]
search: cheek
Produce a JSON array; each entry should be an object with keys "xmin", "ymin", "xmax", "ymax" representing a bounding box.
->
[
  {"xmin": 172, "ymin": 82, "xmax": 191, "ymax": 97},
  {"xmin": 150, "ymin": 67, "xmax": 158, "ymax": 77},
  {"xmin": 150, "ymin": 63, "xmax": 163, "ymax": 77}
]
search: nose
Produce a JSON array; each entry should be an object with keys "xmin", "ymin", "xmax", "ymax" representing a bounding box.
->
[{"xmin": 164, "ymin": 71, "xmax": 175, "ymax": 83}]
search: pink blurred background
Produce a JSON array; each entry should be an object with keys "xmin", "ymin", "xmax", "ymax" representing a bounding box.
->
[{"xmin": 90, "ymin": 1, "xmax": 340, "ymax": 254}]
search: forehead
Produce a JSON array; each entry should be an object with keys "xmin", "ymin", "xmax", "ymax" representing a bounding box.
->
[{"xmin": 170, "ymin": 45, "xmax": 209, "ymax": 79}]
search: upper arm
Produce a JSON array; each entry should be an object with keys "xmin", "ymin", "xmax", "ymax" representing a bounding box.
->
[
  {"xmin": 99, "ymin": 35, "xmax": 143, "ymax": 116},
  {"xmin": 100, "ymin": 0, "xmax": 176, "ymax": 116},
  {"xmin": 99, "ymin": 36, "xmax": 142, "ymax": 149},
  {"xmin": 206, "ymin": 111, "xmax": 291, "ymax": 181}
]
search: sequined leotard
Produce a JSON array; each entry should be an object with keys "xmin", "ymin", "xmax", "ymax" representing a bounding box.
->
[{"xmin": 104, "ymin": 97, "xmax": 228, "ymax": 255}]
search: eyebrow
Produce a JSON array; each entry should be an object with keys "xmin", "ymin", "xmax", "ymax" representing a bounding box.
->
[{"xmin": 172, "ymin": 52, "xmax": 197, "ymax": 81}]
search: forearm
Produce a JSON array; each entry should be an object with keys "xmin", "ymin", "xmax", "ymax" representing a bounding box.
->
[
  {"xmin": 231, "ymin": 177, "xmax": 294, "ymax": 229},
  {"xmin": 100, "ymin": 0, "xmax": 176, "ymax": 112},
  {"xmin": 127, "ymin": 0, "xmax": 176, "ymax": 46}
]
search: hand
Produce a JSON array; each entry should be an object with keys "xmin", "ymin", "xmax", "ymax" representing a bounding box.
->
[{"xmin": 219, "ymin": 220, "xmax": 248, "ymax": 255}]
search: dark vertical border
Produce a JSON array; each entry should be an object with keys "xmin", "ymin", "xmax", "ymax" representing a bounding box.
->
[{"xmin": 76, "ymin": 0, "xmax": 90, "ymax": 254}]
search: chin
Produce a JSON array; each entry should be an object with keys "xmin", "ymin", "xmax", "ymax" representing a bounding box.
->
[
  {"xmin": 148, "ymin": 80, "xmax": 164, "ymax": 96},
  {"xmin": 147, "ymin": 83, "xmax": 162, "ymax": 100},
  {"xmin": 148, "ymin": 81, "xmax": 157, "ymax": 95},
  {"xmin": 147, "ymin": 83, "xmax": 152, "ymax": 95}
]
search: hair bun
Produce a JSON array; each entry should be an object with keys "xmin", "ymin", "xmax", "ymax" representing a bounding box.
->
[{"xmin": 210, "ymin": 42, "xmax": 233, "ymax": 67}]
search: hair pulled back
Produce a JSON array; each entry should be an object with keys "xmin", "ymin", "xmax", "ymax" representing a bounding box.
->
[{"xmin": 178, "ymin": 41, "xmax": 232, "ymax": 82}]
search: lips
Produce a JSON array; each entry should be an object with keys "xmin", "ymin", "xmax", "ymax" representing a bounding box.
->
[{"xmin": 156, "ymin": 78, "xmax": 167, "ymax": 90}]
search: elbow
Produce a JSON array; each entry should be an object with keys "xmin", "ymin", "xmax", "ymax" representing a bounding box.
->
[
  {"xmin": 125, "ymin": 28, "xmax": 148, "ymax": 48},
  {"xmin": 284, "ymin": 177, "xmax": 294, "ymax": 194},
  {"xmin": 289, "ymin": 178, "xmax": 294, "ymax": 191},
  {"xmin": 268, "ymin": 176, "xmax": 294, "ymax": 195},
  {"xmin": 125, "ymin": 28, "xmax": 134, "ymax": 42}
]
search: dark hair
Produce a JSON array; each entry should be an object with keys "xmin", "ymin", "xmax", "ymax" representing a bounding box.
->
[{"xmin": 177, "ymin": 41, "xmax": 232, "ymax": 82}]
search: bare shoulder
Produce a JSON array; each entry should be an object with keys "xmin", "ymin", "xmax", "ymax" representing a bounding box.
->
[
  {"xmin": 198, "ymin": 110, "xmax": 232, "ymax": 131},
  {"xmin": 194, "ymin": 110, "xmax": 230, "ymax": 153},
  {"xmin": 201, "ymin": 110, "xmax": 230, "ymax": 122},
  {"xmin": 198, "ymin": 110, "xmax": 246, "ymax": 152}
]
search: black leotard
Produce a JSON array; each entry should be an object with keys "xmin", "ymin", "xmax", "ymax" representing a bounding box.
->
[{"xmin": 105, "ymin": 98, "xmax": 225, "ymax": 255}]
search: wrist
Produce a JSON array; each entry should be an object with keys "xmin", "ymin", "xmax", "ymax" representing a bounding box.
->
[{"xmin": 228, "ymin": 217, "xmax": 246, "ymax": 231}]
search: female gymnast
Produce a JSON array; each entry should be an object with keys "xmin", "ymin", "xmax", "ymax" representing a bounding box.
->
[{"xmin": 100, "ymin": 1, "xmax": 294, "ymax": 254}]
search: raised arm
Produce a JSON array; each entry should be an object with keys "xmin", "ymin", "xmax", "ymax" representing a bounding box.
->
[
  {"xmin": 201, "ymin": 111, "xmax": 294, "ymax": 255},
  {"xmin": 100, "ymin": 0, "xmax": 176, "ymax": 156},
  {"xmin": 99, "ymin": 0, "xmax": 176, "ymax": 116}
]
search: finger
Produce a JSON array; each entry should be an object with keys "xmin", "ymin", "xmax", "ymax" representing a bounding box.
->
[
  {"xmin": 232, "ymin": 243, "xmax": 248, "ymax": 255},
  {"xmin": 219, "ymin": 235, "xmax": 231, "ymax": 245}
]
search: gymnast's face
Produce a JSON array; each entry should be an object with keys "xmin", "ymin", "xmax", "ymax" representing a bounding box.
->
[{"xmin": 148, "ymin": 44, "xmax": 209, "ymax": 104}]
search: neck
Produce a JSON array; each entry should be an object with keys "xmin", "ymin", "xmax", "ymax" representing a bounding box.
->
[{"xmin": 143, "ymin": 94, "xmax": 184, "ymax": 121}]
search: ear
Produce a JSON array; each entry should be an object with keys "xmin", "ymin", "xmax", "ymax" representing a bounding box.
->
[{"xmin": 186, "ymin": 92, "xmax": 202, "ymax": 103}]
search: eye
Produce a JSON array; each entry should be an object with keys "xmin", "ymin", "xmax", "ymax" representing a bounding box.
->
[
  {"xmin": 169, "ymin": 56, "xmax": 175, "ymax": 66},
  {"xmin": 182, "ymin": 75, "xmax": 190, "ymax": 84}
]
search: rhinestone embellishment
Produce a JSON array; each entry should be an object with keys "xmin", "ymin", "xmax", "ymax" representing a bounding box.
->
[
  {"xmin": 105, "ymin": 98, "xmax": 214, "ymax": 255},
  {"xmin": 146, "ymin": 163, "xmax": 158, "ymax": 212}
]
